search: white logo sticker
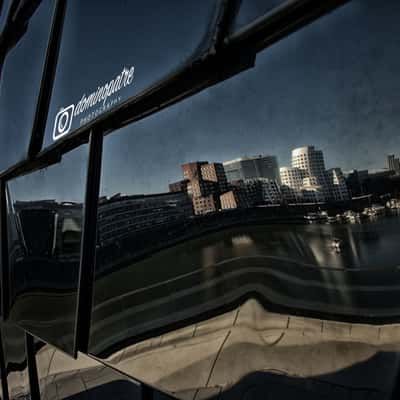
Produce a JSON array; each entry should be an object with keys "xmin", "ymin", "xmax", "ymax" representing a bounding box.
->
[{"xmin": 53, "ymin": 66, "xmax": 135, "ymax": 141}]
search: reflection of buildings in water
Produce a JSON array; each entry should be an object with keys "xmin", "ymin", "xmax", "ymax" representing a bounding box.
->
[
  {"xmin": 201, "ymin": 247, "xmax": 217, "ymax": 271},
  {"xmin": 201, "ymin": 234, "xmax": 255, "ymax": 270},
  {"xmin": 231, "ymin": 234, "xmax": 254, "ymax": 247},
  {"xmin": 302, "ymin": 225, "xmax": 361, "ymax": 270},
  {"xmin": 306, "ymin": 230, "xmax": 347, "ymax": 269},
  {"xmin": 89, "ymin": 247, "xmax": 400, "ymax": 360},
  {"xmin": 298, "ymin": 221, "xmax": 386, "ymax": 271},
  {"xmin": 283, "ymin": 224, "xmax": 383, "ymax": 271},
  {"xmin": 231, "ymin": 234, "xmax": 258, "ymax": 260},
  {"xmin": 344, "ymin": 225, "xmax": 361, "ymax": 267}
]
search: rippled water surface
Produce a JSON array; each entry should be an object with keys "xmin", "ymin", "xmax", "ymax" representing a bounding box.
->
[{"xmin": 145, "ymin": 215, "xmax": 400, "ymax": 273}]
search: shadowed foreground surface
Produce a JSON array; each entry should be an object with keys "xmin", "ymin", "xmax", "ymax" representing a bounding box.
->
[{"xmin": 73, "ymin": 299, "xmax": 400, "ymax": 399}]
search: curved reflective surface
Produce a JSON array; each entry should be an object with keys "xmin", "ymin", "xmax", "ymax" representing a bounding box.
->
[
  {"xmin": 0, "ymin": 0, "xmax": 12, "ymax": 34},
  {"xmin": 6, "ymin": 145, "xmax": 88, "ymax": 355},
  {"xmin": 0, "ymin": 0, "xmax": 54, "ymax": 173},
  {"xmin": 232, "ymin": 0, "xmax": 289, "ymax": 33},
  {"xmin": 43, "ymin": 0, "xmax": 219, "ymax": 147},
  {"xmin": 35, "ymin": 341, "xmax": 155, "ymax": 400},
  {"xmin": 1, "ymin": 0, "xmax": 400, "ymax": 399},
  {"xmin": 93, "ymin": 300, "xmax": 400, "ymax": 399},
  {"xmin": 84, "ymin": 1, "xmax": 400, "ymax": 397}
]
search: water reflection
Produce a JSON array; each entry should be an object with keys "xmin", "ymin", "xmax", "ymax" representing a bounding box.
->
[
  {"xmin": 96, "ymin": 189, "xmax": 400, "ymax": 273},
  {"xmin": 88, "ymin": 0, "xmax": 400, "ymax": 377},
  {"xmin": 80, "ymin": 1, "xmax": 400, "ymax": 397},
  {"xmin": 89, "ymin": 194, "xmax": 400, "ymax": 361}
]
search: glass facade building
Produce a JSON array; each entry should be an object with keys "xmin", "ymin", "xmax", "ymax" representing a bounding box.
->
[{"xmin": 1, "ymin": 0, "xmax": 400, "ymax": 399}]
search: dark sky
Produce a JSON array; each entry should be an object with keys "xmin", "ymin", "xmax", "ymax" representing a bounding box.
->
[{"xmin": 6, "ymin": 0, "xmax": 400, "ymax": 201}]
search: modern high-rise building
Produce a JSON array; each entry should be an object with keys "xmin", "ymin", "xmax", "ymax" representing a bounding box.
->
[
  {"xmin": 168, "ymin": 179, "xmax": 189, "ymax": 193},
  {"xmin": 387, "ymin": 154, "xmax": 400, "ymax": 174},
  {"xmin": 301, "ymin": 176, "xmax": 325, "ymax": 203},
  {"xmin": 327, "ymin": 168, "xmax": 350, "ymax": 201},
  {"xmin": 280, "ymin": 167, "xmax": 306, "ymax": 191},
  {"xmin": 179, "ymin": 161, "xmax": 229, "ymax": 215},
  {"xmin": 200, "ymin": 162, "xmax": 228, "ymax": 192},
  {"xmin": 220, "ymin": 188, "xmax": 249, "ymax": 210},
  {"xmin": 223, "ymin": 155, "xmax": 280, "ymax": 183},
  {"xmin": 279, "ymin": 166, "xmax": 306, "ymax": 202},
  {"xmin": 291, "ymin": 146, "xmax": 329, "ymax": 195},
  {"xmin": 280, "ymin": 146, "xmax": 349, "ymax": 203},
  {"xmin": 346, "ymin": 169, "xmax": 369, "ymax": 197}
]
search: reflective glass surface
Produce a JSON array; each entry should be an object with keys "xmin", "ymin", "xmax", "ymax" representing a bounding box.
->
[
  {"xmin": 43, "ymin": 0, "xmax": 218, "ymax": 147},
  {"xmin": 0, "ymin": 0, "xmax": 12, "ymax": 34},
  {"xmin": 1, "ymin": 322, "xmax": 30, "ymax": 400},
  {"xmin": 232, "ymin": 0, "xmax": 289, "ymax": 33},
  {"xmin": 0, "ymin": 0, "xmax": 54, "ymax": 173},
  {"xmin": 88, "ymin": 1, "xmax": 400, "ymax": 398},
  {"xmin": 6, "ymin": 145, "xmax": 88, "ymax": 355}
]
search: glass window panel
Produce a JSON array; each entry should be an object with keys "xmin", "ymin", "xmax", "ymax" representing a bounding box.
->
[
  {"xmin": 0, "ymin": 0, "xmax": 12, "ymax": 34},
  {"xmin": 0, "ymin": 0, "xmax": 54, "ymax": 173},
  {"xmin": 88, "ymin": 1, "xmax": 400, "ymax": 396},
  {"xmin": 232, "ymin": 0, "xmax": 289, "ymax": 33},
  {"xmin": 6, "ymin": 144, "xmax": 88, "ymax": 355},
  {"xmin": 43, "ymin": 0, "xmax": 218, "ymax": 147},
  {"xmin": 1, "ymin": 322, "xmax": 30, "ymax": 400}
]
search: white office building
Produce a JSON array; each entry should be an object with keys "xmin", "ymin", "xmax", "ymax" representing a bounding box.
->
[
  {"xmin": 279, "ymin": 167, "xmax": 306, "ymax": 202},
  {"xmin": 327, "ymin": 168, "xmax": 350, "ymax": 201},
  {"xmin": 280, "ymin": 146, "xmax": 349, "ymax": 203},
  {"xmin": 291, "ymin": 146, "xmax": 330, "ymax": 196}
]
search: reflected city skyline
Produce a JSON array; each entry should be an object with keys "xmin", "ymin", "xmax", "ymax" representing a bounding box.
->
[
  {"xmin": 3, "ymin": 1, "xmax": 400, "ymax": 399},
  {"xmin": 99, "ymin": 0, "xmax": 400, "ymax": 198}
]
